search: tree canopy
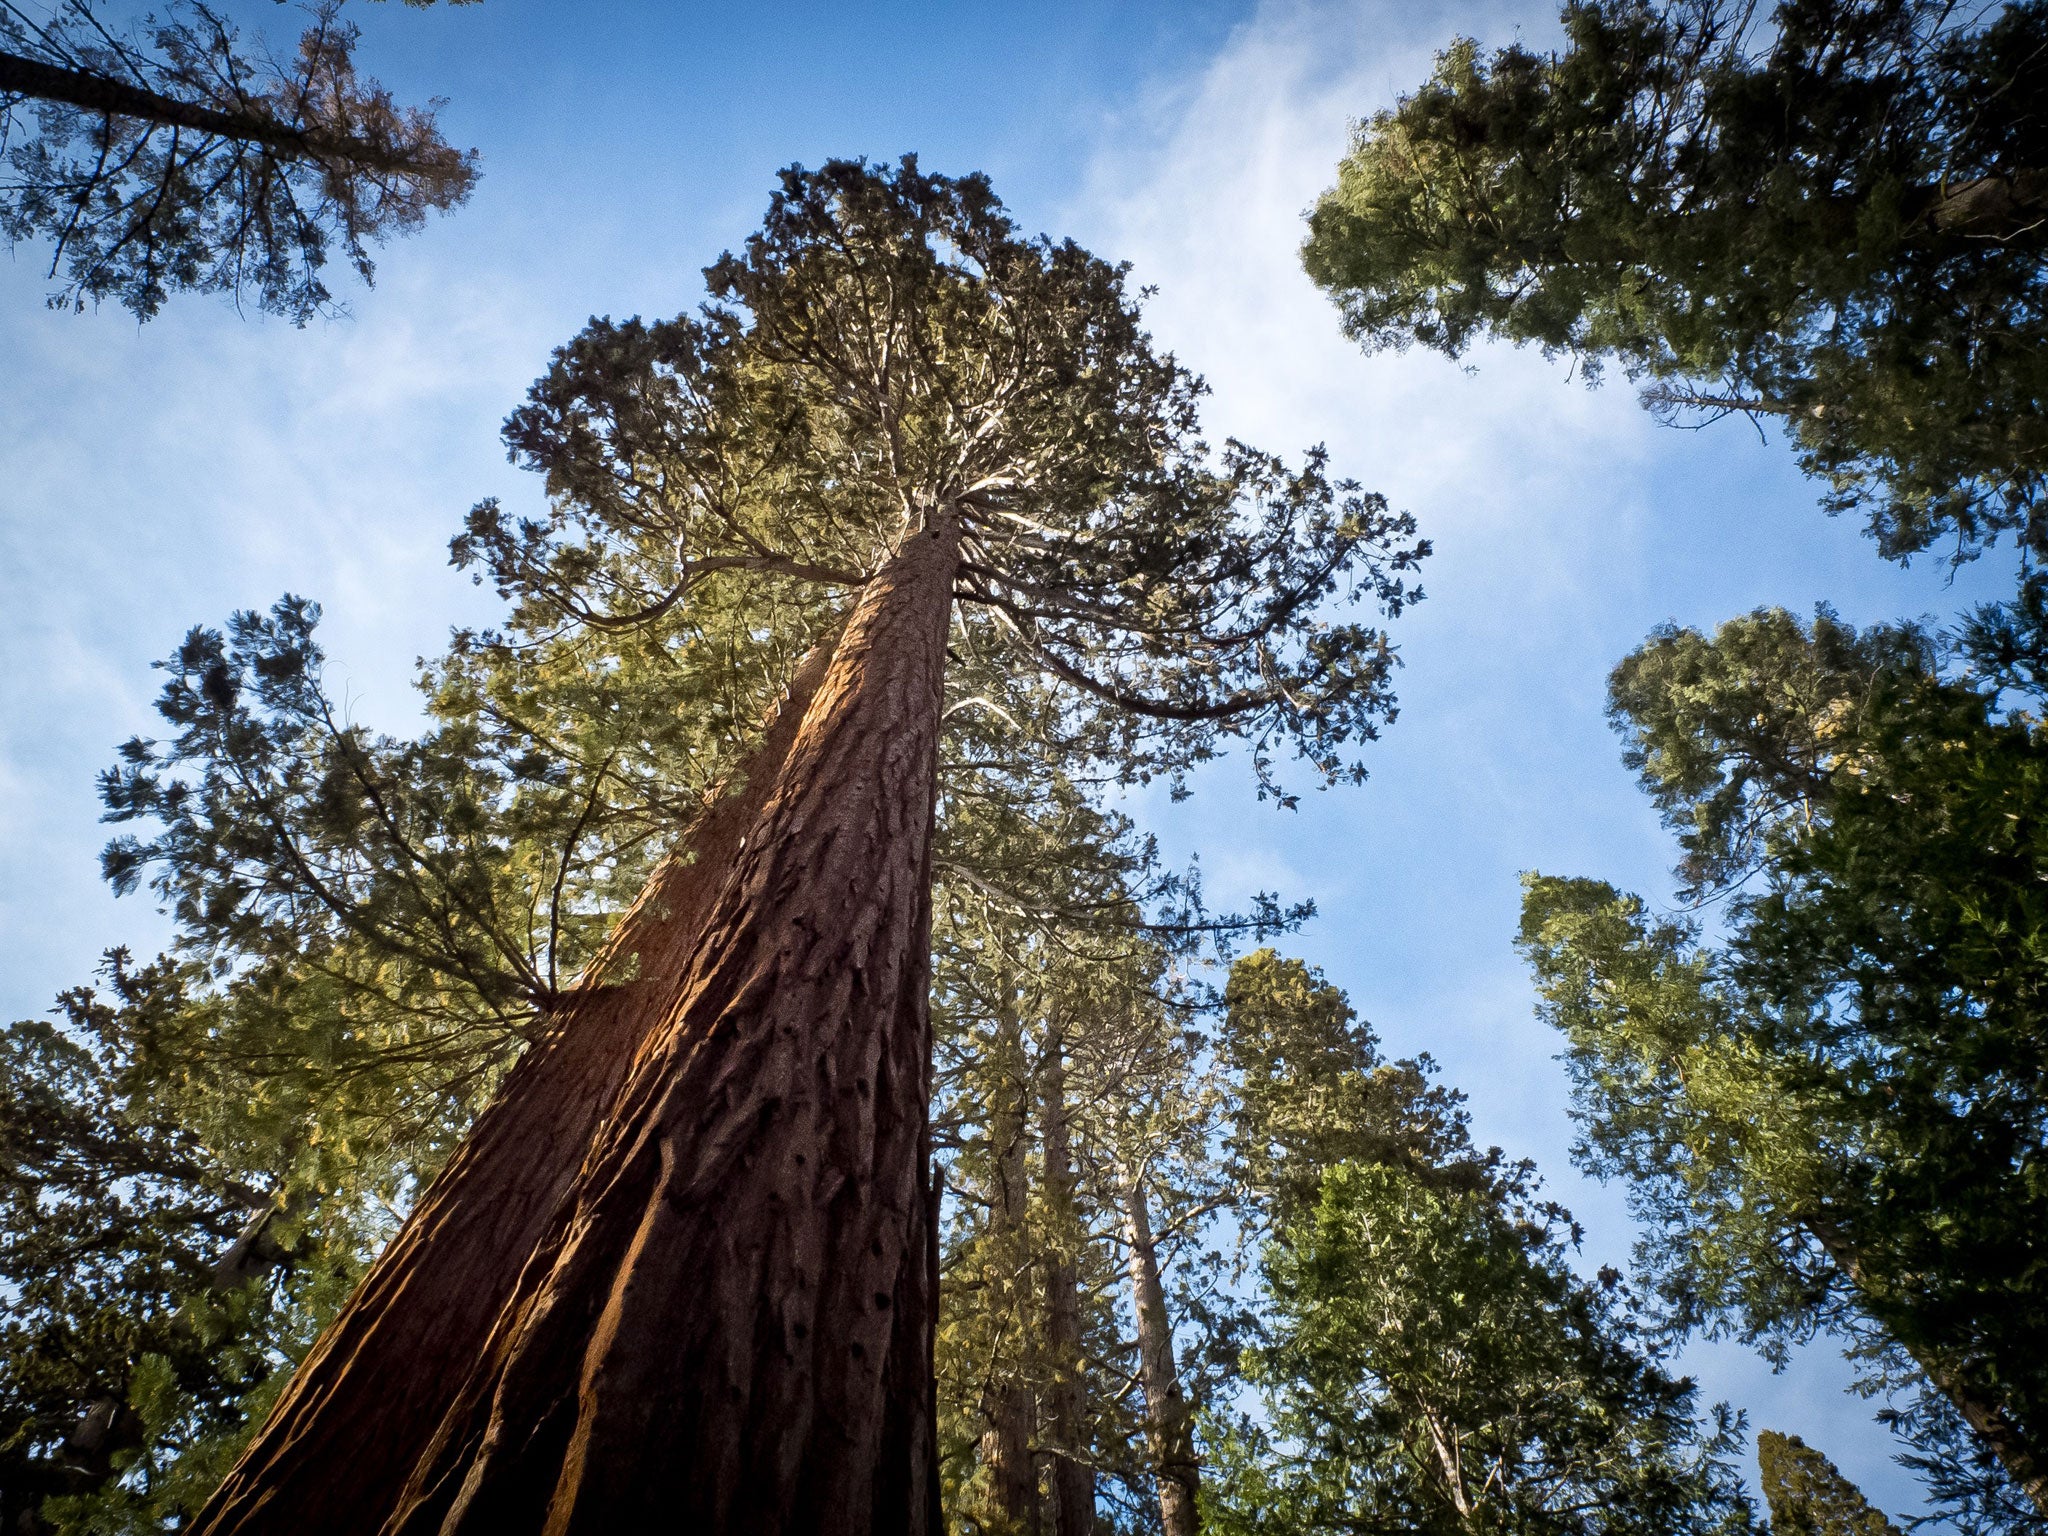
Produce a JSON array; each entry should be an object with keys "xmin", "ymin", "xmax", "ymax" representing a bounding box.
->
[
  {"xmin": 1520, "ymin": 606, "xmax": 2048, "ymax": 1524},
  {"xmin": 1209, "ymin": 952, "xmax": 1757, "ymax": 1536},
  {"xmin": 1303, "ymin": 0, "xmax": 2048, "ymax": 563},
  {"xmin": 462, "ymin": 155, "xmax": 1425, "ymax": 804}
]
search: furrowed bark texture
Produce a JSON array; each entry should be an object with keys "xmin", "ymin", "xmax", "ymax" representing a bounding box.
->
[
  {"xmin": 1040, "ymin": 1036, "xmax": 1096, "ymax": 1536},
  {"xmin": 1122, "ymin": 1176, "xmax": 1197, "ymax": 1536},
  {"xmin": 383, "ymin": 520, "xmax": 961, "ymax": 1536},
  {"xmin": 978, "ymin": 990, "xmax": 1042, "ymax": 1536},
  {"xmin": 191, "ymin": 635, "xmax": 841, "ymax": 1536}
]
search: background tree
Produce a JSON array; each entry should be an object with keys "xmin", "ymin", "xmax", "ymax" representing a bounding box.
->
[
  {"xmin": 1207, "ymin": 952, "xmax": 1756, "ymax": 1536},
  {"xmin": 0, "ymin": 955, "xmax": 357, "ymax": 1536},
  {"xmin": 1755, "ymin": 1431, "xmax": 1902, "ymax": 1536},
  {"xmin": 930, "ymin": 755, "xmax": 1270, "ymax": 1535},
  {"xmin": 1302, "ymin": 0, "xmax": 2048, "ymax": 563},
  {"xmin": 1518, "ymin": 606, "xmax": 2048, "ymax": 1522},
  {"xmin": 187, "ymin": 157, "xmax": 1422, "ymax": 1536},
  {"xmin": 1, "ymin": 0, "xmax": 476, "ymax": 320}
]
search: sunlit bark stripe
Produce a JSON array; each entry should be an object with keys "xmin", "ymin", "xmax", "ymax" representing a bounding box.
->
[{"xmin": 1124, "ymin": 1174, "xmax": 1198, "ymax": 1536}]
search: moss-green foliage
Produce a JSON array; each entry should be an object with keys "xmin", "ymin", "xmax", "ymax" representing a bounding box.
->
[
  {"xmin": 1756, "ymin": 1432, "xmax": 1903, "ymax": 1536},
  {"xmin": 468, "ymin": 156, "xmax": 1426, "ymax": 805},
  {"xmin": 0, "ymin": 958, "xmax": 378, "ymax": 1534},
  {"xmin": 1304, "ymin": 0, "xmax": 2048, "ymax": 562}
]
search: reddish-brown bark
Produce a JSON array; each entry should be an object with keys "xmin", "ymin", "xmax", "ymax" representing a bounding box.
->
[
  {"xmin": 191, "ymin": 633, "xmax": 841, "ymax": 1536},
  {"xmin": 378, "ymin": 518, "xmax": 962, "ymax": 1536}
]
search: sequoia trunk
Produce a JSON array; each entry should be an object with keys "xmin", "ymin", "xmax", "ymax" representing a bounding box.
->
[
  {"xmin": 1122, "ymin": 1175, "xmax": 1197, "ymax": 1536},
  {"xmin": 978, "ymin": 987, "xmax": 1043, "ymax": 1535},
  {"xmin": 1040, "ymin": 1033, "xmax": 1095, "ymax": 1536},
  {"xmin": 192, "ymin": 634, "xmax": 841, "ymax": 1536},
  {"xmin": 382, "ymin": 518, "xmax": 961, "ymax": 1536}
]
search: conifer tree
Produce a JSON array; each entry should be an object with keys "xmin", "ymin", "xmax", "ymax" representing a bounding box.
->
[
  {"xmin": 188, "ymin": 157, "xmax": 1422, "ymax": 1536},
  {"xmin": 1208, "ymin": 952, "xmax": 1756, "ymax": 1536},
  {"xmin": 1, "ymin": 0, "xmax": 476, "ymax": 320},
  {"xmin": 930, "ymin": 760, "xmax": 1261, "ymax": 1535},
  {"xmin": 1518, "ymin": 607, "xmax": 2048, "ymax": 1520},
  {"xmin": 1303, "ymin": 0, "xmax": 2048, "ymax": 562},
  {"xmin": 1756, "ymin": 1432, "xmax": 1902, "ymax": 1536}
]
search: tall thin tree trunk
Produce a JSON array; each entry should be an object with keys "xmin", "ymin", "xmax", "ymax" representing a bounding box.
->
[
  {"xmin": 381, "ymin": 518, "xmax": 961, "ymax": 1536},
  {"xmin": 192, "ymin": 633, "xmax": 841, "ymax": 1536},
  {"xmin": 1040, "ymin": 1032, "xmax": 1095, "ymax": 1536},
  {"xmin": 1122, "ymin": 1173, "xmax": 1197, "ymax": 1536},
  {"xmin": 1805, "ymin": 1216, "xmax": 2048, "ymax": 1516},
  {"xmin": 979, "ymin": 986, "xmax": 1043, "ymax": 1535}
]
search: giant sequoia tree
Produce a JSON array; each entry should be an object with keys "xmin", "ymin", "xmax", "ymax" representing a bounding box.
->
[
  {"xmin": 191, "ymin": 157, "xmax": 1423, "ymax": 1536},
  {"xmin": 1303, "ymin": 0, "xmax": 2048, "ymax": 562},
  {"xmin": 1, "ymin": 0, "xmax": 476, "ymax": 320}
]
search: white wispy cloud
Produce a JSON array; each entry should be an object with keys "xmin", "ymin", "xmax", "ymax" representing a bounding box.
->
[{"xmin": 1060, "ymin": 0, "xmax": 1954, "ymax": 1514}]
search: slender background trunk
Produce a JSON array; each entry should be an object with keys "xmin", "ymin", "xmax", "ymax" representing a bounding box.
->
[
  {"xmin": 1805, "ymin": 1215, "xmax": 2048, "ymax": 1516},
  {"xmin": 0, "ymin": 49, "xmax": 421, "ymax": 170},
  {"xmin": 1122, "ymin": 1174, "xmax": 1197, "ymax": 1536},
  {"xmin": 381, "ymin": 519, "xmax": 961, "ymax": 1536},
  {"xmin": 1040, "ymin": 1032, "xmax": 1095, "ymax": 1536},
  {"xmin": 979, "ymin": 987, "xmax": 1043, "ymax": 1536},
  {"xmin": 192, "ymin": 636, "xmax": 840, "ymax": 1536}
]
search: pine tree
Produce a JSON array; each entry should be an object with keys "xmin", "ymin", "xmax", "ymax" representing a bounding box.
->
[{"xmin": 1, "ymin": 0, "xmax": 476, "ymax": 321}]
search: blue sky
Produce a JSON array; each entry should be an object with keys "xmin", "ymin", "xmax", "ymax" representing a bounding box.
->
[{"xmin": 0, "ymin": 0, "xmax": 2022, "ymax": 1519}]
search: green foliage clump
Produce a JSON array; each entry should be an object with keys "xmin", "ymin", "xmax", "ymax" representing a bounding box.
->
[
  {"xmin": 1304, "ymin": 0, "xmax": 2048, "ymax": 561},
  {"xmin": 1755, "ymin": 1431, "xmax": 1902, "ymax": 1536},
  {"xmin": 1208, "ymin": 953, "xmax": 1756, "ymax": 1536},
  {"xmin": 1520, "ymin": 605, "xmax": 2048, "ymax": 1525},
  {"xmin": 0, "ymin": 956, "xmax": 371, "ymax": 1535}
]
